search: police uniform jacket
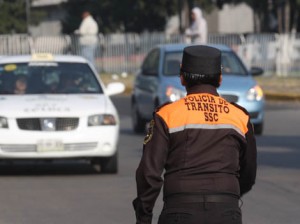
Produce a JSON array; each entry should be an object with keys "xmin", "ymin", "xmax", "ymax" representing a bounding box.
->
[{"xmin": 133, "ymin": 84, "xmax": 257, "ymax": 224}]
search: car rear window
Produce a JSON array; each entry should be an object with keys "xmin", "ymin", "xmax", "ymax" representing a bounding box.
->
[
  {"xmin": 221, "ymin": 52, "xmax": 247, "ymax": 75},
  {"xmin": 163, "ymin": 52, "xmax": 182, "ymax": 76},
  {"xmin": 163, "ymin": 51, "xmax": 248, "ymax": 76},
  {"xmin": 0, "ymin": 62, "xmax": 103, "ymax": 94}
]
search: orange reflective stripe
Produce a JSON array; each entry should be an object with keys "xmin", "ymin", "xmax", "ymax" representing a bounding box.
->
[{"xmin": 157, "ymin": 93, "xmax": 249, "ymax": 137}]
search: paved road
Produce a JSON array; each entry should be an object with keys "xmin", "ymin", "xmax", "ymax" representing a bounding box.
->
[
  {"xmin": 0, "ymin": 96, "xmax": 299, "ymax": 224},
  {"xmin": 242, "ymin": 101, "xmax": 300, "ymax": 224}
]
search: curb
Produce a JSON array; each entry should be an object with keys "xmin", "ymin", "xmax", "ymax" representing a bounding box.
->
[
  {"xmin": 123, "ymin": 88, "xmax": 300, "ymax": 101},
  {"xmin": 264, "ymin": 91, "xmax": 300, "ymax": 101}
]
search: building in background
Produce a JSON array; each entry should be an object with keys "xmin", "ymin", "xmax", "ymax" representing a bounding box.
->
[
  {"xmin": 29, "ymin": 0, "xmax": 67, "ymax": 36},
  {"xmin": 166, "ymin": 3, "xmax": 254, "ymax": 36},
  {"xmin": 206, "ymin": 3, "xmax": 254, "ymax": 34}
]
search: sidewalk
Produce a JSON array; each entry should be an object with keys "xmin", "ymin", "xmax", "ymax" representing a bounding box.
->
[{"xmin": 255, "ymin": 77, "xmax": 300, "ymax": 101}]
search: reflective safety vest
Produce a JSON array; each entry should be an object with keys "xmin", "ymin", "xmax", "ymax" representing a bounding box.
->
[
  {"xmin": 157, "ymin": 93, "xmax": 249, "ymax": 138},
  {"xmin": 134, "ymin": 86, "xmax": 257, "ymax": 222},
  {"xmin": 156, "ymin": 92, "xmax": 252, "ymax": 197}
]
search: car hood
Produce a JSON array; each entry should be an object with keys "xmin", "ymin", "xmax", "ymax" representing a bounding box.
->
[
  {"xmin": 218, "ymin": 75, "xmax": 257, "ymax": 94},
  {"xmin": 0, "ymin": 94, "xmax": 116, "ymax": 117},
  {"xmin": 161, "ymin": 76, "xmax": 183, "ymax": 90}
]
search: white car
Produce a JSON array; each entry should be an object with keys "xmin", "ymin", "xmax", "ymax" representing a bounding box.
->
[{"xmin": 0, "ymin": 53, "xmax": 125, "ymax": 173}]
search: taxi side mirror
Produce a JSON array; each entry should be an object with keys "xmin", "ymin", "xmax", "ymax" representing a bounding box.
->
[{"xmin": 106, "ymin": 82, "xmax": 125, "ymax": 96}]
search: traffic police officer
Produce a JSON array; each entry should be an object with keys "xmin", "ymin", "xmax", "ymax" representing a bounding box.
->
[{"xmin": 133, "ymin": 45, "xmax": 257, "ymax": 224}]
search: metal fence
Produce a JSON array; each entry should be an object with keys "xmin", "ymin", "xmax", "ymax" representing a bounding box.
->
[{"xmin": 1, "ymin": 32, "xmax": 300, "ymax": 76}]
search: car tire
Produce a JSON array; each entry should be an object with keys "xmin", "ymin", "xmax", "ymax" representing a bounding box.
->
[
  {"xmin": 254, "ymin": 122, "xmax": 263, "ymax": 135},
  {"xmin": 91, "ymin": 153, "xmax": 118, "ymax": 174},
  {"xmin": 101, "ymin": 153, "xmax": 118, "ymax": 174},
  {"xmin": 131, "ymin": 101, "xmax": 147, "ymax": 133}
]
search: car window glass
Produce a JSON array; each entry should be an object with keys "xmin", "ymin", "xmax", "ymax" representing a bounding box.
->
[
  {"xmin": 142, "ymin": 49, "xmax": 159, "ymax": 76},
  {"xmin": 221, "ymin": 52, "xmax": 247, "ymax": 75},
  {"xmin": 162, "ymin": 51, "xmax": 247, "ymax": 76},
  {"xmin": 163, "ymin": 52, "xmax": 182, "ymax": 76},
  {"xmin": 0, "ymin": 62, "xmax": 103, "ymax": 94}
]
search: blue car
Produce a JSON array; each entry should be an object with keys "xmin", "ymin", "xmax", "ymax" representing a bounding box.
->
[{"xmin": 131, "ymin": 44, "xmax": 265, "ymax": 135}]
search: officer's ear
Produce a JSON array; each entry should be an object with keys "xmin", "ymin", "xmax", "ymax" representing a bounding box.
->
[
  {"xmin": 180, "ymin": 73, "xmax": 187, "ymax": 86},
  {"xmin": 179, "ymin": 64, "xmax": 186, "ymax": 86},
  {"xmin": 219, "ymin": 74, "xmax": 222, "ymax": 86}
]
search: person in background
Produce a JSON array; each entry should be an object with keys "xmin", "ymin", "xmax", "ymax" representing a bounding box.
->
[
  {"xmin": 75, "ymin": 10, "xmax": 99, "ymax": 66},
  {"xmin": 185, "ymin": 7, "xmax": 208, "ymax": 44},
  {"xmin": 133, "ymin": 45, "xmax": 257, "ymax": 224},
  {"xmin": 58, "ymin": 73, "xmax": 79, "ymax": 93},
  {"xmin": 14, "ymin": 75, "xmax": 27, "ymax": 94}
]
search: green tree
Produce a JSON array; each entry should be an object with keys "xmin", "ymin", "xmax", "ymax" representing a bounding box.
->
[
  {"xmin": 114, "ymin": 0, "xmax": 179, "ymax": 32},
  {"xmin": 0, "ymin": 0, "xmax": 27, "ymax": 34},
  {"xmin": 293, "ymin": 0, "xmax": 300, "ymax": 31},
  {"xmin": 192, "ymin": 0, "xmax": 216, "ymax": 11},
  {"xmin": 62, "ymin": 0, "xmax": 180, "ymax": 34},
  {"xmin": 215, "ymin": 0, "xmax": 300, "ymax": 33}
]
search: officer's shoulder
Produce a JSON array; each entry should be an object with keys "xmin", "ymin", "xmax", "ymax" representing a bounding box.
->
[
  {"xmin": 155, "ymin": 102, "xmax": 172, "ymax": 113},
  {"xmin": 230, "ymin": 102, "xmax": 249, "ymax": 115}
]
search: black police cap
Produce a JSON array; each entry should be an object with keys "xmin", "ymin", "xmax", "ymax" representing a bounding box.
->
[{"xmin": 181, "ymin": 45, "xmax": 221, "ymax": 78}]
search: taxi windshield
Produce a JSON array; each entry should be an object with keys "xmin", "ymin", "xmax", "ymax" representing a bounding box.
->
[{"xmin": 0, "ymin": 62, "xmax": 103, "ymax": 95}]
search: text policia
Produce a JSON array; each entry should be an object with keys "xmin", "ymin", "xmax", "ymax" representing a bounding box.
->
[{"xmin": 184, "ymin": 94, "xmax": 230, "ymax": 122}]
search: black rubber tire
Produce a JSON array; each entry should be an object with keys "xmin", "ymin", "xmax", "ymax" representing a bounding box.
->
[
  {"xmin": 131, "ymin": 101, "xmax": 147, "ymax": 133},
  {"xmin": 91, "ymin": 153, "xmax": 118, "ymax": 174},
  {"xmin": 254, "ymin": 122, "xmax": 264, "ymax": 135},
  {"xmin": 101, "ymin": 153, "xmax": 118, "ymax": 174}
]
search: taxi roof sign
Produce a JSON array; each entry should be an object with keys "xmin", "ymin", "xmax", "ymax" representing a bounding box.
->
[{"xmin": 31, "ymin": 53, "xmax": 54, "ymax": 61}]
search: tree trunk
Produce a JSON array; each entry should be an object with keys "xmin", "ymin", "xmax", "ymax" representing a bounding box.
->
[
  {"xmin": 182, "ymin": 0, "xmax": 190, "ymax": 30},
  {"xmin": 291, "ymin": 0, "xmax": 298, "ymax": 32},
  {"xmin": 277, "ymin": 0, "xmax": 291, "ymax": 33},
  {"xmin": 277, "ymin": 3, "xmax": 283, "ymax": 33},
  {"xmin": 253, "ymin": 11, "xmax": 261, "ymax": 32},
  {"xmin": 284, "ymin": 0, "xmax": 290, "ymax": 32}
]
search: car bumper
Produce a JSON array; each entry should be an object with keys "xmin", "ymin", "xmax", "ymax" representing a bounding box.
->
[
  {"xmin": 239, "ymin": 100, "xmax": 265, "ymax": 125},
  {"xmin": 0, "ymin": 126, "xmax": 119, "ymax": 159}
]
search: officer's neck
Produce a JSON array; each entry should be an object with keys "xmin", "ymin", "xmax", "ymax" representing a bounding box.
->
[{"xmin": 186, "ymin": 84, "xmax": 219, "ymax": 96}]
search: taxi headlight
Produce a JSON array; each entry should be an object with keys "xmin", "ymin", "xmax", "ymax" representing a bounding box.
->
[
  {"xmin": 88, "ymin": 114, "xmax": 117, "ymax": 126},
  {"xmin": 247, "ymin": 85, "xmax": 264, "ymax": 101},
  {"xmin": 166, "ymin": 86, "xmax": 186, "ymax": 102},
  {"xmin": 0, "ymin": 117, "xmax": 8, "ymax": 128}
]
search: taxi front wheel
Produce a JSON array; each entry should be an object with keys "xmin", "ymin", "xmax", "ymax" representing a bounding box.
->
[{"xmin": 91, "ymin": 153, "xmax": 118, "ymax": 174}]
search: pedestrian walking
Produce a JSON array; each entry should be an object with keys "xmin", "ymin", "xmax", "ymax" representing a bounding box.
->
[
  {"xmin": 133, "ymin": 45, "xmax": 257, "ymax": 224},
  {"xmin": 185, "ymin": 7, "xmax": 208, "ymax": 44},
  {"xmin": 75, "ymin": 10, "xmax": 99, "ymax": 66}
]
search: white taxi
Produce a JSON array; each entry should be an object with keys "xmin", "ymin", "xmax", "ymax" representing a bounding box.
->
[{"xmin": 0, "ymin": 53, "xmax": 125, "ymax": 173}]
